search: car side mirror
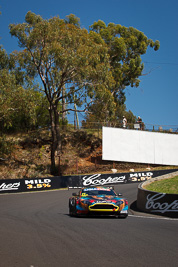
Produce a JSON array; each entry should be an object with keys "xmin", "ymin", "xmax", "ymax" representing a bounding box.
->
[
  {"xmin": 72, "ymin": 193, "xmax": 78, "ymax": 196},
  {"xmin": 117, "ymin": 193, "xmax": 122, "ymax": 196}
]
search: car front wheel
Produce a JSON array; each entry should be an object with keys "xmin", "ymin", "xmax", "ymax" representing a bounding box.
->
[{"xmin": 69, "ymin": 198, "xmax": 77, "ymax": 217}]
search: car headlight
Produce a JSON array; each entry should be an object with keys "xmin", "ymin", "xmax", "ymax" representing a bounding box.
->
[
  {"xmin": 116, "ymin": 200, "xmax": 123, "ymax": 206},
  {"xmin": 82, "ymin": 200, "xmax": 89, "ymax": 204}
]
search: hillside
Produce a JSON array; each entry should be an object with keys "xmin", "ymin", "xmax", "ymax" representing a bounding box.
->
[{"xmin": 0, "ymin": 129, "xmax": 175, "ymax": 180}]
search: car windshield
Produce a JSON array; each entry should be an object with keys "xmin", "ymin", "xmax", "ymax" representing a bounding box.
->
[{"xmin": 81, "ymin": 188, "xmax": 116, "ymax": 196}]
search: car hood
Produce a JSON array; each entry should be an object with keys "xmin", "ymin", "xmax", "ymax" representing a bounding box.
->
[{"xmin": 80, "ymin": 195, "xmax": 124, "ymax": 204}]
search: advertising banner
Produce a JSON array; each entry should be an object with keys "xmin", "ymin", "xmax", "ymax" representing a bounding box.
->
[
  {"xmin": 103, "ymin": 126, "xmax": 178, "ymax": 165},
  {"xmin": 0, "ymin": 169, "xmax": 178, "ymax": 194},
  {"xmin": 79, "ymin": 169, "xmax": 178, "ymax": 187},
  {"xmin": 137, "ymin": 187, "xmax": 178, "ymax": 218}
]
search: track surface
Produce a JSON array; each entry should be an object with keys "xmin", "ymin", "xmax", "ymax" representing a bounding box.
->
[{"xmin": 0, "ymin": 183, "xmax": 178, "ymax": 267}]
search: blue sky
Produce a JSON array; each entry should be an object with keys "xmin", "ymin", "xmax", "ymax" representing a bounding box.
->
[{"xmin": 0, "ymin": 0, "xmax": 178, "ymax": 130}]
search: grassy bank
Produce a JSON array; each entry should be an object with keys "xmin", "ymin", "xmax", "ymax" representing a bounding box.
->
[{"xmin": 145, "ymin": 176, "xmax": 178, "ymax": 194}]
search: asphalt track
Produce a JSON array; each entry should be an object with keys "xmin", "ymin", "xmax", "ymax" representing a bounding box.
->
[{"xmin": 0, "ymin": 183, "xmax": 178, "ymax": 267}]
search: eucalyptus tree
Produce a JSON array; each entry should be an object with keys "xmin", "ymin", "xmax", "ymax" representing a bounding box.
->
[
  {"xmin": 0, "ymin": 45, "xmax": 46, "ymax": 132},
  {"xmin": 89, "ymin": 20, "xmax": 160, "ymax": 122},
  {"xmin": 9, "ymin": 12, "xmax": 114, "ymax": 173},
  {"xmin": 0, "ymin": 46, "xmax": 24, "ymax": 130}
]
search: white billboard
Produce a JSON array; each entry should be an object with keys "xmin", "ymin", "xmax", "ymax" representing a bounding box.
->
[{"xmin": 102, "ymin": 127, "xmax": 178, "ymax": 165}]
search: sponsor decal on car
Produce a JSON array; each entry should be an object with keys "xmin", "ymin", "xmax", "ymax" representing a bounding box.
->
[
  {"xmin": 95, "ymin": 200, "xmax": 110, "ymax": 203},
  {"xmin": 83, "ymin": 187, "xmax": 111, "ymax": 191},
  {"xmin": 120, "ymin": 210, "xmax": 128, "ymax": 214}
]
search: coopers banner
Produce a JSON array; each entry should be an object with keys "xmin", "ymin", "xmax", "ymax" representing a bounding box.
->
[
  {"xmin": 0, "ymin": 169, "xmax": 178, "ymax": 194},
  {"xmin": 80, "ymin": 169, "xmax": 178, "ymax": 186},
  {"xmin": 137, "ymin": 185, "xmax": 178, "ymax": 218}
]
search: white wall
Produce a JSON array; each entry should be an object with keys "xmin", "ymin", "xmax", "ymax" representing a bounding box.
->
[{"xmin": 102, "ymin": 127, "xmax": 178, "ymax": 165}]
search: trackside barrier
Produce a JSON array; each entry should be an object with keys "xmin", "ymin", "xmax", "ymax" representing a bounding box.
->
[
  {"xmin": 137, "ymin": 171, "xmax": 178, "ymax": 218},
  {"xmin": 0, "ymin": 169, "xmax": 178, "ymax": 195}
]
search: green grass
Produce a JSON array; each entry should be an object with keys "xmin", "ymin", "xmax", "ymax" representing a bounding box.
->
[{"xmin": 145, "ymin": 176, "xmax": 178, "ymax": 194}]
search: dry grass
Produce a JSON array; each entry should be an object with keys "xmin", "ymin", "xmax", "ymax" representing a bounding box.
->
[{"xmin": 0, "ymin": 129, "xmax": 176, "ymax": 180}]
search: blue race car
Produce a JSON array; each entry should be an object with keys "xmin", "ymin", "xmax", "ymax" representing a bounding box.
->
[{"xmin": 69, "ymin": 186, "xmax": 128, "ymax": 218}]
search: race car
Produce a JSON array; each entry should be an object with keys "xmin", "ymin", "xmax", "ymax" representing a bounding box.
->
[{"xmin": 69, "ymin": 186, "xmax": 128, "ymax": 218}]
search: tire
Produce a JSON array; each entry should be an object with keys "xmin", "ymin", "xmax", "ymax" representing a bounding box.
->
[
  {"xmin": 118, "ymin": 212, "xmax": 128, "ymax": 219},
  {"xmin": 69, "ymin": 209, "xmax": 74, "ymax": 217},
  {"xmin": 69, "ymin": 198, "xmax": 77, "ymax": 217}
]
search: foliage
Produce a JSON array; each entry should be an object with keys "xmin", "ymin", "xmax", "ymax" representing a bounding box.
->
[
  {"xmin": 88, "ymin": 20, "xmax": 160, "ymax": 123},
  {"xmin": 9, "ymin": 12, "xmax": 114, "ymax": 173},
  {"xmin": 83, "ymin": 105, "xmax": 136, "ymax": 128},
  {"xmin": 0, "ymin": 46, "xmax": 9, "ymax": 69},
  {"xmin": 125, "ymin": 110, "xmax": 137, "ymax": 128},
  {"xmin": 0, "ymin": 135, "xmax": 14, "ymax": 158},
  {"xmin": 0, "ymin": 46, "xmax": 49, "ymax": 132},
  {"xmin": 0, "ymin": 69, "xmax": 48, "ymax": 132},
  {"xmin": 8, "ymin": 12, "xmax": 160, "ymax": 174}
]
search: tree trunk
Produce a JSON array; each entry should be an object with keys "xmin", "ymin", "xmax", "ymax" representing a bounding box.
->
[
  {"xmin": 49, "ymin": 104, "xmax": 61, "ymax": 175},
  {"xmin": 54, "ymin": 105, "xmax": 61, "ymax": 157},
  {"xmin": 62, "ymin": 85, "xmax": 66, "ymax": 129},
  {"xmin": 49, "ymin": 107, "xmax": 56, "ymax": 174}
]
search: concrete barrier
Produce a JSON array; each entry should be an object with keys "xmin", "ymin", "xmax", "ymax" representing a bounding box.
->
[{"xmin": 137, "ymin": 171, "xmax": 178, "ymax": 218}]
